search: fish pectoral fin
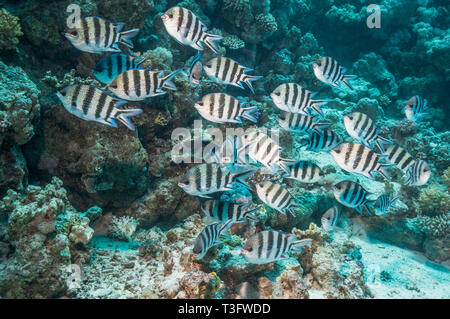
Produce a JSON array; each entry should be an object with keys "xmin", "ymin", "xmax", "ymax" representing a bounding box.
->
[{"xmin": 197, "ymin": 194, "xmax": 213, "ymax": 199}]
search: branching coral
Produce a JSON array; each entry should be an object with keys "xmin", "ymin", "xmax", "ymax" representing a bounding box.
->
[
  {"xmin": 222, "ymin": 34, "xmax": 245, "ymax": 50},
  {"xmin": 255, "ymin": 13, "xmax": 278, "ymax": 33},
  {"xmin": 413, "ymin": 213, "xmax": 449, "ymax": 238},
  {"xmin": 0, "ymin": 9, "xmax": 23, "ymax": 50}
]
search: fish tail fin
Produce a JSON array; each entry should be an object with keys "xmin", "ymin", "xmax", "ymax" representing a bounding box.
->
[
  {"xmin": 241, "ymin": 103, "xmax": 260, "ymax": 123},
  {"xmin": 375, "ymin": 136, "xmax": 393, "ymax": 153},
  {"xmin": 219, "ymin": 219, "xmax": 235, "ymax": 235},
  {"xmin": 310, "ymin": 100, "xmax": 328, "ymax": 118},
  {"xmin": 364, "ymin": 201, "xmax": 375, "ymax": 216},
  {"xmin": 243, "ymin": 75, "xmax": 263, "ymax": 94},
  {"xmin": 342, "ymin": 75, "xmax": 356, "ymax": 90},
  {"xmin": 279, "ymin": 158, "xmax": 297, "ymax": 175},
  {"xmin": 202, "ymin": 33, "xmax": 223, "ymax": 54},
  {"xmin": 312, "ymin": 121, "xmax": 332, "ymax": 134},
  {"xmin": 115, "ymin": 108, "xmax": 143, "ymax": 131},
  {"xmin": 291, "ymin": 238, "xmax": 313, "ymax": 252},
  {"xmin": 378, "ymin": 164, "xmax": 392, "ymax": 181},
  {"xmin": 118, "ymin": 28, "xmax": 140, "ymax": 49},
  {"xmin": 243, "ymin": 206, "xmax": 262, "ymax": 222},
  {"xmin": 160, "ymin": 69, "xmax": 184, "ymax": 91}
]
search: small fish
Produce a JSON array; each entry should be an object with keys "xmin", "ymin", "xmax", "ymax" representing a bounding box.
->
[
  {"xmin": 270, "ymin": 83, "xmax": 328, "ymax": 117},
  {"xmin": 313, "ymin": 57, "xmax": 355, "ymax": 90},
  {"xmin": 256, "ymin": 181, "xmax": 299, "ymax": 216},
  {"xmin": 373, "ymin": 194, "xmax": 399, "ymax": 216},
  {"xmin": 278, "ymin": 112, "xmax": 330, "ymax": 135},
  {"xmin": 282, "ymin": 161, "xmax": 324, "ymax": 183},
  {"xmin": 193, "ymin": 220, "xmax": 234, "ymax": 260},
  {"xmin": 405, "ymin": 96, "xmax": 428, "ymax": 122},
  {"xmin": 194, "ymin": 93, "xmax": 260, "ymax": 124},
  {"xmin": 189, "ymin": 52, "xmax": 203, "ymax": 85},
  {"xmin": 383, "ymin": 144, "xmax": 415, "ymax": 173},
  {"xmin": 343, "ymin": 112, "xmax": 392, "ymax": 151},
  {"xmin": 92, "ymin": 53, "xmax": 145, "ymax": 85},
  {"xmin": 161, "ymin": 6, "xmax": 223, "ymax": 54},
  {"xmin": 56, "ymin": 84, "xmax": 142, "ymax": 131},
  {"xmin": 241, "ymin": 131, "xmax": 295, "ymax": 173},
  {"xmin": 299, "ymin": 129, "xmax": 341, "ymax": 152},
  {"xmin": 332, "ymin": 180, "xmax": 374, "ymax": 214},
  {"xmin": 321, "ymin": 206, "xmax": 340, "ymax": 231},
  {"xmin": 63, "ymin": 16, "xmax": 139, "ymax": 53},
  {"xmin": 201, "ymin": 200, "xmax": 261, "ymax": 223},
  {"xmin": 178, "ymin": 163, "xmax": 256, "ymax": 198},
  {"xmin": 203, "ymin": 57, "xmax": 263, "ymax": 93},
  {"xmin": 241, "ymin": 230, "xmax": 312, "ymax": 264},
  {"xmin": 109, "ymin": 69, "xmax": 184, "ymax": 101},
  {"xmin": 330, "ymin": 143, "xmax": 391, "ymax": 180},
  {"xmin": 404, "ymin": 160, "xmax": 431, "ymax": 186}
]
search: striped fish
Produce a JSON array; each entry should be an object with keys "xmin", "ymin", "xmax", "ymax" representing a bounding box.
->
[
  {"xmin": 56, "ymin": 84, "xmax": 142, "ymax": 131},
  {"xmin": 63, "ymin": 16, "xmax": 139, "ymax": 53},
  {"xmin": 255, "ymin": 181, "xmax": 299, "ymax": 216},
  {"xmin": 92, "ymin": 53, "xmax": 145, "ymax": 85},
  {"xmin": 178, "ymin": 163, "xmax": 256, "ymax": 198},
  {"xmin": 343, "ymin": 112, "xmax": 392, "ymax": 151},
  {"xmin": 404, "ymin": 160, "xmax": 431, "ymax": 186},
  {"xmin": 189, "ymin": 52, "xmax": 203, "ymax": 85},
  {"xmin": 161, "ymin": 6, "xmax": 223, "ymax": 54},
  {"xmin": 299, "ymin": 129, "xmax": 341, "ymax": 152},
  {"xmin": 278, "ymin": 112, "xmax": 330, "ymax": 135},
  {"xmin": 373, "ymin": 194, "xmax": 399, "ymax": 216},
  {"xmin": 282, "ymin": 161, "xmax": 324, "ymax": 183},
  {"xmin": 108, "ymin": 69, "xmax": 184, "ymax": 101},
  {"xmin": 333, "ymin": 180, "xmax": 374, "ymax": 214},
  {"xmin": 313, "ymin": 57, "xmax": 355, "ymax": 90},
  {"xmin": 242, "ymin": 230, "xmax": 312, "ymax": 264},
  {"xmin": 241, "ymin": 131, "xmax": 295, "ymax": 173},
  {"xmin": 194, "ymin": 93, "xmax": 260, "ymax": 124},
  {"xmin": 270, "ymin": 83, "xmax": 328, "ymax": 117},
  {"xmin": 330, "ymin": 143, "xmax": 391, "ymax": 180},
  {"xmin": 383, "ymin": 144, "xmax": 415, "ymax": 173},
  {"xmin": 203, "ymin": 57, "xmax": 263, "ymax": 93},
  {"xmin": 201, "ymin": 200, "xmax": 261, "ymax": 222},
  {"xmin": 193, "ymin": 220, "xmax": 234, "ymax": 260},
  {"xmin": 404, "ymin": 95, "xmax": 428, "ymax": 121},
  {"xmin": 321, "ymin": 206, "xmax": 340, "ymax": 231}
]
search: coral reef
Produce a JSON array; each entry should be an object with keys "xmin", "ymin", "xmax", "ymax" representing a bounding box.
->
[{"xmin": 0, "ymin": 9, "xmax": 23, "ymax": 50}]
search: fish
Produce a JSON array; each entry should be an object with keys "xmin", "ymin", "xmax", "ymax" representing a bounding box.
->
[
  {"xmin": 332, "ymin": 180, "xmax": 374, "ymax": 214},
  {"xmin": 277, "ymin": 112, "xmax": 331, "ymax": 135},
  {"xmin": 203, "ymin": 57, "xmax": 263, "ymax": 94},
  {"xmin": 241, "ymin": 230, "xmax": 312, "ymax": 264},
  {"xmin": 299, "ymin": 129, "xmax": 341, "ymax": 152},
  {"xmin": 178, "ymin": 163, "xmax": 256, "ymax": 198},
  {"xmin": 373, "ymin": 194, "xmax": 399, "ymax": 216},
  {"xmin": 282, "ymin": 161, "xmax": 324, "ymax": 183},
  {"xmin": 161, "ymin": 6, "xmax": 223, "ymax": 54},
  {"xmin": 108, "ymin": 69, "xmax": 184, "ymax": 101},
  {"xmin": 201, "ymin": 200, "xmax": 261, "ymax": 223},
  {"xmin": 313, "ymin": 57, "xmax": 355, "ymax": 90},
  {"xmin": 189, "ymin": 52, "xmax": 203, "ymax": 85},
  {"xmin": 321, "ymin": 206, "xmax": 340, "ymax": 231},
  {"xmin": 270, "ymin": 83, "xmax": 328, "ymax": 117},
  {"xmin": 383, "ymin": 144, "xmax": 415, "ymax": 173},
  {"xmin": 343, "ymin": 112, "xmax": 392, "ymax": 151},
  {"xmin": 404, "ymin": 160, "xmax": 431, "ymax": 186},
  {"xmin": 255, "ymin": 181, "xmax": 299, "ymax": 216},
  {"xmin": 330, "ymin": 143, "xmax": 391, "ymax": 180},
  {"xmin": 241, "ymin": 131, "xmax": 295, "ymax": 173},
  {"xmin": 63, "ymin": 16, "xmax": 139, "ymax": 53},
  {"xmin": 193, "ymin": 220, "xmax": 234, "ymax": 260},
  {"xmin": 56, "ymin": 84, "xmax": 142, "ymax": 131},
  {"xmin": 404, "ymin": 96, "xmax": 428, "ymax": 122},
  {"xmin": 194, "ymin": 93, "xmax": 260, "ymax": 124},
  {"xmin": 92, "ymin": 53, "xmax": 146, "ymax": 85}
]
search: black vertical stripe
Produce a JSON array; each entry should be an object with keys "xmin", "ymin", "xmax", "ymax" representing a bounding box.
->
[
  {"xmin": 223, "ymin": 58, "xmax": 231, "ymax": 83},
  {"xmin": 257, "ymin": 233, "xmax": 264, "ymax": 259},
  {"xmin": 227, "ymin": 96, "xmax": 234, "ymax": 120},
  {"xmin": 216, "ymin": 165, "xmax": 222, "ymax": 188},
  {"xmin": 301, "ymin": 162, "xmax": 307, "ymax": 180},
  {"xmin": 214, "ymin": 58, "xmax": 221, "ymax": 78},
  {"xmin": 292, "ymin": 84, "xmax": 299, "ymax": 109},
  {"xmin": 279, "ymin": 191, "xmax": 290, "ymax": 209},
  {"xmin": 353, "ymin": 144, "xmax": 364, "ymax": 169},
  {"xmin": 104, "ymin": 20, "xmax": 111, "ymax": 47},
  {"xmin": 344, "ymin": 144, "xmax": 353, "ymax": 165},
  {"xmin": 71, "ymin": 85, "xmax": 81, "ymax": 108},
  {"xmin": 401, "ymin": 155, "xmax": 414, "ymax": 170},
  {"xmin": 275, "ymin": 232, "xmax": 283, "ymax": 259},
  {"xmin": 117, "ymin": 54, "xmax": 123, "ymax": 76},
  {"xmin": 191, "ymin": 17, "xmax": 200, "ymax": 42},
  {"xmin": 272, "ymin": 185, "xmax": 284, "ymax": 203},
  {"xmin": 133, "ymin": 70, "xmax": 141, "ymax": 97},
  {"xmin": 284, "ymin": 84, "xmax": 290, "ymax": 106},
  {"xmin": 267, "ymin": 231, "xmax": 274, "ymax": 260},
  {"xmin": 95, "ymin": 91, "xmax": 107, "ymax": 119},
  {"xmin": 105, "ymin": 100, "xmax": 116, "ymax": 120},
  {"xmin": 229, "ymin": 61, "xmax": 239, "ymax": 85},
  {"xmin": 362, "ymin": 149, "xmax": 374, "ymax": 172},
  {"xmin": 123, "ymin": 71, "xmax": 130, "ymax": 96},
  {"xmin": 93, "ymin": 18, "xmax": 101, "ymax": 46},
  {"xmin": 152, "ymin": 72, "xmax": 158, "ymax": 93},
  {"xmin": 145, "ymin": 71, "xmax": 151, "ymax": 96},
  {"xmin": 177, "ymin": 7, "xmax": 184, "ymax": 32},
  {"xmin": 82, "ymin": 86, "xmax": 95, "ymax": 115},
  {"xmin": 205, "ymin": 164, "xmax": 212, "ymax": 190},
  {"xmin": 82, "ymin": 18, "xmax": 90, "ymax": 45},
  {"xmin": 184, "ymin": 10, "xmax": 193, "ymax": 39}
]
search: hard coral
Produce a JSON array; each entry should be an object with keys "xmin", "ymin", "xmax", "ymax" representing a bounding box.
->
[
  {"xmin": 0, "ymin": 9, "xmax": 23, "ymax": 50},
  {"xmin": 418, "ymin": 185, "xmax": 450, "ymax": 217}
]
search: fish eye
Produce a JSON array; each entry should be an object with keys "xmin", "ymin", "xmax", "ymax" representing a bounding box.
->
[
  {"xmin": 198, "ymin": 102, "xmax": 204, "ymax": 106},
  {"xmin": 348, "ymin": 116, "xmax": 353, "ymax": 120},
  {"xmin": 60, "ymin": 91, "xmax": 67, "ymax": 96},
  {"xmin": 111, "ymin": 84, "xmax": 118, "ymax": 89},
  {"xmin": 206, "ymin": 64, "xmax": 212, "ymax": 68},
  {"xmin": 275, "ymin": 92, "xmax": 281, "ymax": 96},
  {"xmin": 169, "ymin": 14, "xmax": 173, "ymax": 19},
  {"xmin": 336, "ymin": 185, "xmax": 341, "ymax": 190},
  {"xmin": 335, "ymin": 149, "xmax": 341, "ymax": 154},
  {"xmin": 316, "ymin": 61, "xmax": 322, "ymax": 66}
]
